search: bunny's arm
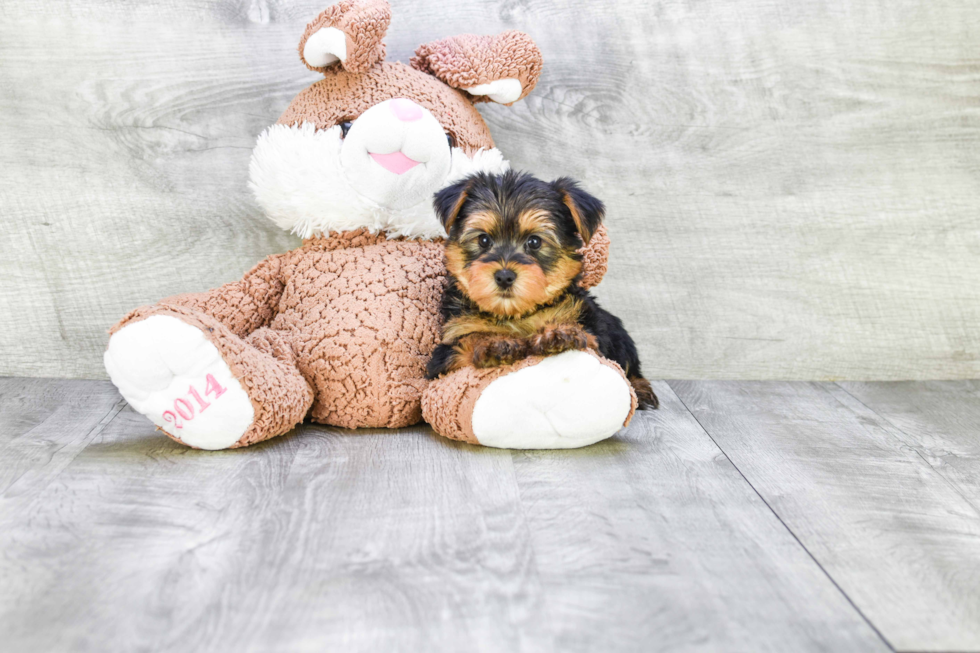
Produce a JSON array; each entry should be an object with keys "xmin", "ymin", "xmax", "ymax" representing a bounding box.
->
[{"xmin": 114, "ymin": 253, "xmax": 290, "ymax": 339}]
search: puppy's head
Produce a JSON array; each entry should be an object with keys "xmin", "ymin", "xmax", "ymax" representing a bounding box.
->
[{"xmin": 434, "ymin": 171, "xmax": 604, "ymax": 317}]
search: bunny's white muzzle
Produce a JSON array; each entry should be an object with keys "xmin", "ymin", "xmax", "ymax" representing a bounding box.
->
[{"xmin": 339, "ymin": 98, "xmax": 453, "ymax": 210}]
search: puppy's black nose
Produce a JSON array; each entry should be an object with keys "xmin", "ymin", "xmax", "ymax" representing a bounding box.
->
[{"xmin": 494, "ymin": 269, "xmax": 517, "ymax": 289}]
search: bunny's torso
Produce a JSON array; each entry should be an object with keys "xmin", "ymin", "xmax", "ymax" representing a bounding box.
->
[{"xmin": 271, "ymin": 230, "xmax": 446, "ymax": 428}]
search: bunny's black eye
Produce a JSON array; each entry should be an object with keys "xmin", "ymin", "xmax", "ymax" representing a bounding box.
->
[
  {"xmin": 526, "ymin": 235, "xmax": 542, "ymax": 251},
  {"xmin": 477, "ymin": 234, "xmax": 492, "ymax": 249},
  {"xmin": 446, "ymin": 132, "xmax": 456, "ymax": 148},
  {"xmin": 340, "ymin": 121, "xmax": 353, "ymax": 138}
]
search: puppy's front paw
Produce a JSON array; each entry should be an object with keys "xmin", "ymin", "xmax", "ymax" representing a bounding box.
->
[
  {"xmin": 529, "ymin": 325, "xmax": 597, "ymax": 357},
  {"xmin": 470, "ymin": 336, "xmax": 529, "ymax": 368}
]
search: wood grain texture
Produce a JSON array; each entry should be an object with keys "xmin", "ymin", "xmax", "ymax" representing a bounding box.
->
[
  {"xmin": 670, "ymin": 380, "xmax": 980, "ymax": 652},
  {"xmin": 2, "ymin": 0, "xmax": 980, "ymax": 379},
  {"xmin": 0, "ymin": 378, "xmax": 890, "ymax": 652},
  {"xmin": 0, "ymin": 377, "xmax": 123, "ymax": 500},
  {"xmin": 837, "ymin": 381, "xmax": 980, "ymax": 513},
  {"xmin": 508, "ymin": 382, "xmax": 888, "ymax": 652}
]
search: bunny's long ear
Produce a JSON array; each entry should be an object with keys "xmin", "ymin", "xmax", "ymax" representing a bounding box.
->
[
  {"xmin": 299, "ymin": 0, "xmax": 391, "ymax": 74},
  {"xmin": 411, "ymin": 31, "xmax": 543, "ymax": 105}
]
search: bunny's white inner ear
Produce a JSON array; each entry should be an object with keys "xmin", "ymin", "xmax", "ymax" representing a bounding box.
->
[
  {"xmin": 464, "ymin": 78, "xmax": 523, "ymax": 104},
  {"xmin": 304, "ymin": 26, "xmax": 347, "ymax": 67}
]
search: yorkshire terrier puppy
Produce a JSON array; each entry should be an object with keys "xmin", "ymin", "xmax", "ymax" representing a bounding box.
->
[{"xmin": 425, "ymin": 170, "xmax": 658, "ymax": 410}]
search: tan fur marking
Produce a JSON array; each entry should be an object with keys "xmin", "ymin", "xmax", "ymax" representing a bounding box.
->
[
  {"xmin": 461, "ymin": 257, "xmax": 553, "ymax": 318},
  {"xmin": 443, "ymin": 314, "xmax": 516, "ymax": 343},
  {"xmin": 516, "ymin": 209, "xmax": 554, "ymax": 236},
  {"xmin": 561, "ymin": 190, "xmax": 595, "ymax": 244},
  {"xmin": 462, "ymin": 211, "xmax": 500, "ymax": 236},
  {"xmin": 443, "ymin": 295, "xmax": 584, "ymax": 342},
  {"xmin": 489, "ymin": 263, "xmax": 548, "ymax": 316},
  {"xmin": 465, "ymin": 260, "xmax": 502, "ymax": 311},
  {"xmin": 516, "ymin": 297, "xmax": 585, "ymax": 332},
  {"xmin": 444, "ymin": 244, "xmax": 468, "ymax": 292},
  {"xmin": 443, "ymin": 182, "xmax": 475, "ymax": 233},
  {"xmin": 543, "ymin": 255, "xmax": 583, "ymax": 297}
]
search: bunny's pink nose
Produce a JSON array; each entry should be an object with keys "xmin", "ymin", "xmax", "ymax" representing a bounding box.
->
[{"xmin": 390, "ymin": 98, "xmax": 423, "ymax": 122}]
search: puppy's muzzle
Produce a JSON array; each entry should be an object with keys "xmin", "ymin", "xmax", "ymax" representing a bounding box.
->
[{"xmin": 494, "ymin": 269, "xmax": 517, "ymax": 289}]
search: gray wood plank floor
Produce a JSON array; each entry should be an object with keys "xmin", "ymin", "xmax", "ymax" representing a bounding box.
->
[
  {"xmin": 838, "ymin": 381, "xmax": 980, "ymax": 514},
  {"xmin": 670, "ymin": 381, "xmax": 980, "ymax": 652},
  {"xmin": 2, "ymin": 378, "xmax": 979, "ymax": 652}
]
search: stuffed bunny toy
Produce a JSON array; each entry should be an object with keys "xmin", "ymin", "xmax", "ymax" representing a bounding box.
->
[{"xmin": 104, "ymin": 0, "xmax": 638, "ymax": 450}]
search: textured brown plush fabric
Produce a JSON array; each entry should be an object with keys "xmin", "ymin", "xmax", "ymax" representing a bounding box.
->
[
  {"xmin": 578, "ymin": 224, "xmax": 609, "ymax": 291},
  {"xmin": 421, "ymin": 349, "xmax": 638, "ymax": 446},
  {"xmin": 420, "ymin": 355, "xmax": 537, "ymax": 445},
  {"xmin": 278, "ymin": 232, "xmax": 446, "ymax": 428},
  {"xmin": 278, "ymin": 62, "xmax": 495, "ymax": 155},
  {"xmin": 113, "ymin": 230, "xmax": 447, "ymax": 441},
  {"xmin": 411, "ymin": 32, "xmax": 543, "ymax": 104},
  {"xmin": 299, "ymin": 0, "xmax": 391, "ymax": 74},
  {"xmin": 150, "ymin": 254, "xmax": 289, "ymax": 339},
  {"xmin": 111, "ymin": 305, "xmax": 315, "ymax": 449}
]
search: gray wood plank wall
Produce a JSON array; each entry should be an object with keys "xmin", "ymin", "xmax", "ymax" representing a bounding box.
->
[{"xmin": 2, "ymin": 0, "xmax": 979, "ymax": 380}]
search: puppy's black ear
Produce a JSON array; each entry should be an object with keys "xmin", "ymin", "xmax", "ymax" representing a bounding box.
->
[
  {"xmin": 551, "ymin": 177, "xmax": 604, "ymax": 244},
  {"xmin": 433, "ymin": 176, "xmax": 475, "ymax": 235}
]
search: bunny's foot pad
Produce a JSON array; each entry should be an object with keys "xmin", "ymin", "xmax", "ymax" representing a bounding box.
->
[
  {"xmin": 105, "ymin": 316, "xmax": 254, "ymax": 450},
  {"xmin": 423, "ymin": 349, "xmax": 636, "ymax": 449}
]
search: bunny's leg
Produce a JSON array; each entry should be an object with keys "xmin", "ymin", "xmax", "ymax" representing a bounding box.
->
[
  {"xmin": 422, "ymin": 349, "xmax": 636, "ymax": 449},
  {"xmin": 105, "ymin": 308, "xmax": 312, "ymax": 450}
]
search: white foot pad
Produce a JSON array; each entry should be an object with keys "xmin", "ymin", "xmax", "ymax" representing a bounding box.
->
[
  {"xmin": 471, "ymin": 350, "xmax": 633, "ymax": 449},
  {"xmin": 104, "ymin": 316, "xmax": 254, "ymax": 450}
]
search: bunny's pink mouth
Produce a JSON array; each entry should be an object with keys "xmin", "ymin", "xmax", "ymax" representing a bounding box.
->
[{"xmin": 369, "ymin": 151, "xmax": 420, "ymax": 175}]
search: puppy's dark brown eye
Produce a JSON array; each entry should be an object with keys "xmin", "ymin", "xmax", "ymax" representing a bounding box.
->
[
  {"xmin": 526, "ymin": 235, "xmax": 542, "ymax": 251},
  {"xmin": 446, "ymin": 132, "xmax": 456, "ymax": 148},
  {"xmin": 478, "ymin": 234, "xmax": 492, "ymax": 249},
  {"xmin": 340, "ymin": 121, "xmax": 353, "ymax": 138}
]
